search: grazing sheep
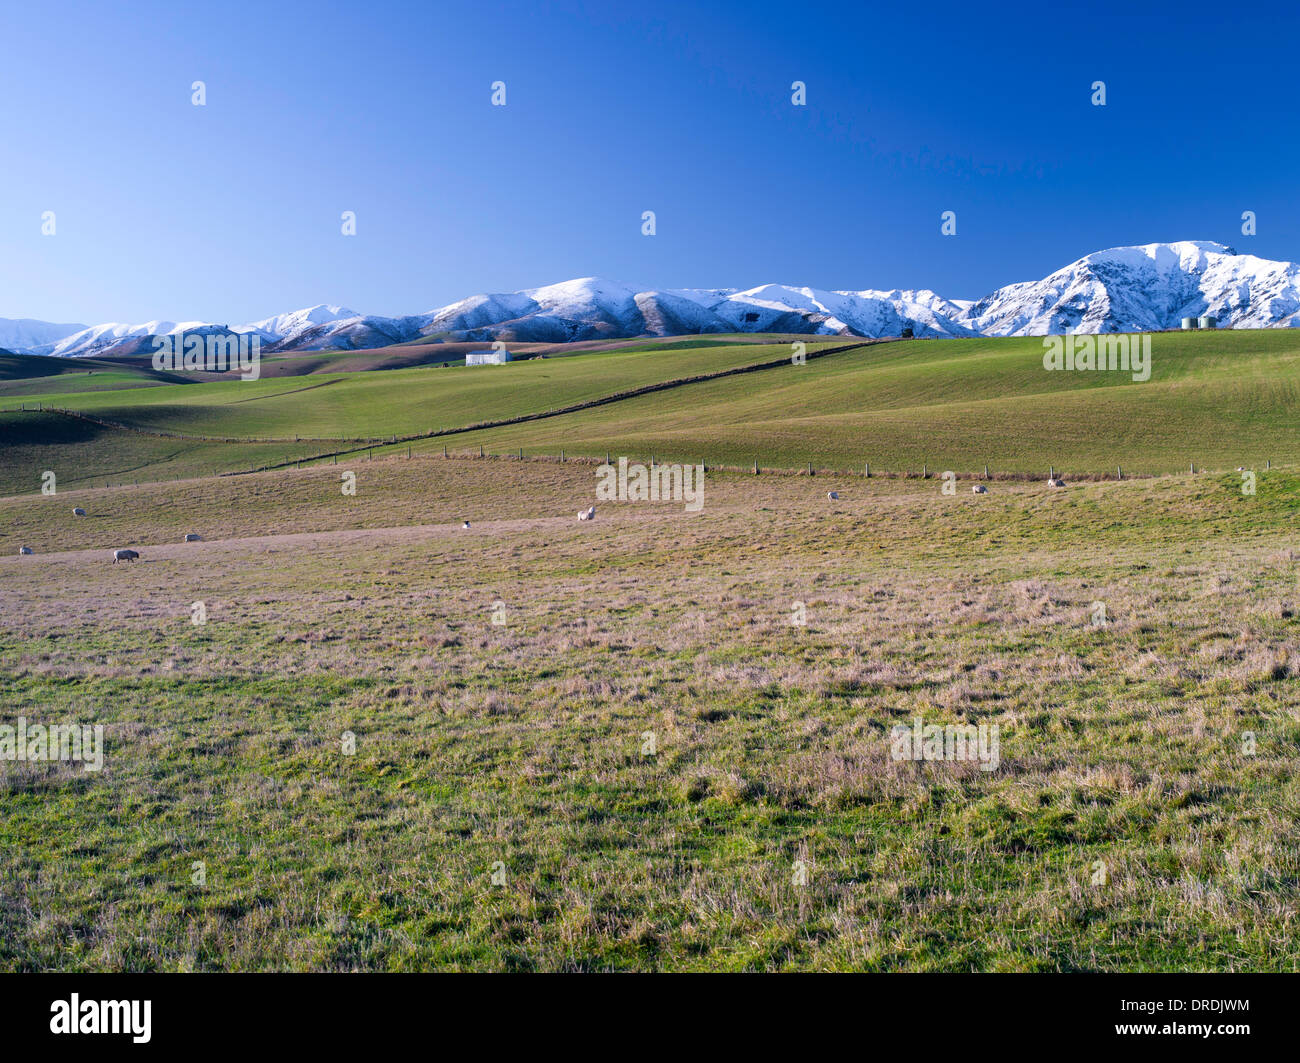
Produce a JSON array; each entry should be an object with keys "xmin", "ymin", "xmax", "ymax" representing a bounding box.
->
[
  {"xmin": 827, "ymin": 491, "xmax": 839, "ymax": 500},
  {"xmin": 972, "ymin": 484, "xmax": 987, "ymax": 494},
  {"xmin": 461, "ymin": 520, "xmax": 471, "ymax": 529},
  {"xmin": 72, "ymin": 507, "xmax": 86, "ymax": 516},
  {"xmin": 1048, "ymin": 478, "xmax": 1066, "ymax": 488},
  {"xmin": 18, "ymin": 546, "xmax": 33, "ymax": 555},
  {"xmin": 183, "ymin": 533, "xmax": 202, "ymax": 542},
  {"xmin": 111, "ymin": 548, "xmax": 139, "ymax": 563},
  {"xmin": 578, "ymin": 505, "xmax": 596, "ymax": 521}
]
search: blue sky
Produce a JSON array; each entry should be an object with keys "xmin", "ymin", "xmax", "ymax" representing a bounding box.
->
[{"xmin": 2, "ymin": 0, "xmax": 1297, "ymax": 324}]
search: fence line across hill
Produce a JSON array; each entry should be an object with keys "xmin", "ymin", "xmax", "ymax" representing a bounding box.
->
[
  {"xmin": 3, "ymin": 402, "xmax": 1276, "ymax": 489},
  {"xmin": 225, "ymin": 444, "xmax": 1238, "ymax": 485}
]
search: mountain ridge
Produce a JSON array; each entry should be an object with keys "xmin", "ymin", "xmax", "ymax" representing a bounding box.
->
[{"xmin": 8, "ymin": 240, "xmax": 1300, "ymax": 358}]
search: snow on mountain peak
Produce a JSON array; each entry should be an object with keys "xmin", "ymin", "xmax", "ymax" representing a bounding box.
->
[
  {"xmin": 249, "ymin": 304, "xmax": 361, "ymax": 338},
  {"xmin": 965, "ymin": 240, "xmax": 1300, "ymax": 336},
  {"xmin": 0, "ymin": 317, "xmax": 88, "ymax": 352},
  {"xmin": 14, "ymin": 241, "xmax": 1300, "ymax": 357}
]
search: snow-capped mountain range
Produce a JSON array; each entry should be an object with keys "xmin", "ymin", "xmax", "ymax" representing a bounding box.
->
[{"xmin": 6, "ymin": 241, "xmax": 1300, "ymax": 358}]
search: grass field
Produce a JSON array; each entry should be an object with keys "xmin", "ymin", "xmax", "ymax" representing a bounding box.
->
[
  {"xmin": 437, "ymin": 330, "xmax": 1300, "ymax": 475},
  {"xmin": 10, "ymin": 339, "xmax": 852, "ymax": 443},
  {"xmin": 0, "ymin": 411, "xmax": 331, "ymax": 495},
  {"xmin": 2, "ymin": 332, "xmax": 1298, "ymax": 971},
  {"xmin": 3, "ymin": 332, "xmax": 1297, "ymax": 497},
  {"xmin": 1, "ymin": 455, "xmax": 1298, "ymax": 971}
]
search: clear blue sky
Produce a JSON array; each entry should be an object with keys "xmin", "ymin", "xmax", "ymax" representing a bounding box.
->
[{"xmin": 2, "ymin": 0, "xmax": 1296, "ymax": 325}]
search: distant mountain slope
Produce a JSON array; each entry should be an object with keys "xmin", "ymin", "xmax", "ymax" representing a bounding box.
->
[
  {"xmin": 0, "ymin": 318, "xmax": 88, "ymax": 352},
  {"xmin": 964, "ymin": 241, "xmax": 1300, "ymax": 335},
  {"xmin": 12, "ymin": 241, "xmax": 1300, "ymax": 357}
]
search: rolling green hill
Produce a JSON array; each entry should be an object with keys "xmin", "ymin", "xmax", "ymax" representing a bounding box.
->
[
  {"xmin": 11, "ymin": 340, "xmax": 849, "ymax": 441},
  {"xmin": 0, "ymin": 352, "xmax": 188, "ymax": 399},
  {"xmin": 0, "ymin": 411, "xmax": 329, "ymax": 494},
  {"xmin": 2, "ymin": 330, "xmax": 1297, "ymax": 495},
  {"xmin": 438, "ymin": 330, "xmax": 1300, "ymax": 476}
]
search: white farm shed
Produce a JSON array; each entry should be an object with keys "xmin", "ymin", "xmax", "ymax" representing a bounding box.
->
[{"xmin": 465, "ymin": 348, "xmax": 512, "ymax": 366}]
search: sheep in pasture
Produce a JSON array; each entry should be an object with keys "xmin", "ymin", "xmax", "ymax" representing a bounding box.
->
[
  {"xmin": 111, "ymin": 548, "xmax": 139, "ymax": 563},
  {"xmin": 461, "ymin": 520, "xmax": 471, "ymax": 529},
  {"xmin": 18, "ymin": 546, "xmax": 33, "ymax": 555},
  {"xmin": 72, "ymin": 507, "xmax": 86, "ymax": 516},
  {"xmin": 972, "ymin": 484, "xmax": 987, "ymax": 494},
  {"xmin": 1047, "ymin": 478, "xmax": 1066, "ymax": 488},
  {"xmin": 183, "ymin": 533, "xmax": 202, "ymax": 542},
  {"xmin": 578, "ymin": 506, "xmax": 596, "ymax": 521},
  {"xmin": 827, "ymin": 491, "xmax": 839, "ymax": 500}
]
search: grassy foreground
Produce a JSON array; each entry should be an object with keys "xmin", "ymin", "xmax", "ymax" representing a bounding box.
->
[{"xmin": 1, "ymin": 458, "xmax": 1297, "ymax": 970}]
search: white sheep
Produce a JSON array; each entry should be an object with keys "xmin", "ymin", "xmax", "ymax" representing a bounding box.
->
[
  {"xmin": 18, "ymin": 546, "xmax": 33, "ymax": 555},
  {"xmin": 578, "ymin": 506, "xmax": 595, "ymax": 521},
  {"xmin": 72, "ymin": 507, "xmax": 86, "ymax": 516},
  {"xmin": 972, "ymin": 484, "xmax": 987, "ymax": 494},
  {"xmin": 183, "ymin": 533, "xmax": 202, "ymax": 542},
  {"xmin": 1048, "ymin": 478, "xmax": 1066, "ymax": 488},
  {"xmin": 827, "ymin": 491, "xmax": 839, "ymax": 500},
  {"xmin": 111, "ymin": 548, "xmax": 139, "ymax": 563},
  {"xmin": 461, "ymin": 520, "xmax": 471, "ymax": 529}
]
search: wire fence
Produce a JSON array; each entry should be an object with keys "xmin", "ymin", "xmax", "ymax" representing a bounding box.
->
[{"xmin": 3, "ymin": 401, "xmax": 1276, "ymax": 488}]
